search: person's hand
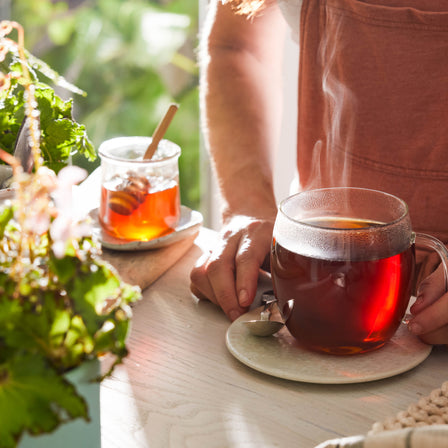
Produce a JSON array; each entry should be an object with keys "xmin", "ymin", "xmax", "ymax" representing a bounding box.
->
[
  {"xmin": 408, "ymin": 264, "xmax": 448, "ymax": 344},
  {"xmin": 190, "ymin": 214, "xmax": 275, "ymax": 321}
]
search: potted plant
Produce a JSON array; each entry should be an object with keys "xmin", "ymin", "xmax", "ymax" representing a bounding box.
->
[
  {"xmin": 0, "ymin": 21, "xmax": 142, "ymax": 448},
  {"xmin": 0, "ymin": 18, "xmax": 96, "ymax": 177}
]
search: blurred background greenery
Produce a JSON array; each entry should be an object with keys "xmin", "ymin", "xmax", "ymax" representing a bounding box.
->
[{"xmin": 7, "ymin": 0, "xmax": 200, "ymax": 210}]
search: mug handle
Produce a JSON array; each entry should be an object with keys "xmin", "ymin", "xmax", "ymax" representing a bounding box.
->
[{"xmin": 413, "ymin": 232, "xmax": 448, "ymax": 292}]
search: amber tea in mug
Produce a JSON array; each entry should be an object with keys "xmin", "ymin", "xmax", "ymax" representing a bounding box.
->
[
  {"xmin": 271, "ymin": 188, "xmax": 448, "ymax": 355},
  {"xmin": 99, "ymin": 137, "xmax": 181, "ymax": 241}
]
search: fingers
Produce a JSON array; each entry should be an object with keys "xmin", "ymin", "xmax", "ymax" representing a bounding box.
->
[
  {"xmin": 416, "ymin": 324, "xmax": 448, "ymax": 346},
  {"xmin": 235, "ymin": 220, "xmax": 274, "ymax": 308},
  {"xmin": 409, "ymin": 291, "xmax": 448, "ymax": 336},
  {"xmin": 409, "ymin": 264, "xmax": 448, "ymax": 343},
  {"xmin": 190, "ymin": 280, "xmax": 211, "ymax": 302},
  {"xmin": 410, "ymin": 264, "xmax": 445, "ymax": 314},
  {"xmin": 190, "ymin": 229, "xmax": 247, "ymax": 321},
  {"xmin": 190, "ymin": 253, "xmax": 217, "ymax": 303},
  {"xmin": 206, "ymin": 240, "xmax": 248, "ymax": 320},
  {"xmin": 190, "ymin": 215, "xmax": 274, "ymax": 321}
]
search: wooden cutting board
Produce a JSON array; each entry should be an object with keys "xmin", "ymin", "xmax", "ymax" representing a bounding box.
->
[{"xmin": 100, "ymin": 230, "xmax": 199, "ymax": 291}]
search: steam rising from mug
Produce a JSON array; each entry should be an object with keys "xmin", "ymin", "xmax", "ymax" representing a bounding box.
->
[{"xmin": 303, "ymin": 15, "xmax": 355, "ymax": 192}]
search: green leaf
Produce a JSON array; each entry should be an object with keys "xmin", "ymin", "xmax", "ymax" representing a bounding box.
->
[
  {"xmin": 27, "ymin": 51, "xmax": 86, "ymax": 96},
  {"xmin": 70, "ymin": 264, "xmax": 121, "ymax": 334},
  {"xmin": 49, "ymin": 253, "xmax": 77, "ymax": 284},
  {"xmin": 45, "ymin": 119, "xmax": 76, "ymax": 152},
  {"xmin": 0, "ymin": 297, "xmax": 22, "ymax": 345},
  {"xmin": 0, "ymin": 353, "xmax": 87, "ymax": 447},
  {"xmin": 0, "ymin": 206, "xmax": 14, "ymax": 239},
  {"xmin": 50, "ymin": 309, "xmax": 71, "ymax": 338}
]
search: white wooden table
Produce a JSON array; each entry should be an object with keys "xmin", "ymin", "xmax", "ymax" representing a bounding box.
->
[{"xmin": 100, "ymin": 228, "xmax": 448, "ymax": 448}]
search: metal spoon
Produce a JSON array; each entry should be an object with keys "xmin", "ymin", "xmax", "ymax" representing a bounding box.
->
[{"xmin": 243, "ymin": 291, "xmax": 285, "ymax": 337}]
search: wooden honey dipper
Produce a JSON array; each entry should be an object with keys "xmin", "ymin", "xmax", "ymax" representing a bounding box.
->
[
  {"xmin": 143, "ymin": 103, "xmax": 179, "ymax": 160},
  {"xmin": 108, "ymin": 104, "xmax": 179, "ymax": 216}
]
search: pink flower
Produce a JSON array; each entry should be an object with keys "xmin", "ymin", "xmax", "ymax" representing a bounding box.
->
[
  {"xmin": 36, "ymin": 166, "xmax": 58, "ymax": 190},
  {"xmin": 0, "ymin": 22, "xmax": 13, "ymax": 39},
  {"xmin": 20, "ymin": 167, "xmax": 57, "ymax": 235},
  {"xmin": 52, "ymin": 165, "xmax": 86, "ymax": 212},
  {"xmin": 50, "ymin": 166, "xmax": 90, "ymax": 258},
  {"xmin": 0, "ymin": 73, "xmax": 11, "ymax": 91}
]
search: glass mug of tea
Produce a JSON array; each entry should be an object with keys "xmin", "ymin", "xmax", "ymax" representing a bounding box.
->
[
  {"xmin": 271, "ymin": 187, "xmax": 448, "ymax": 355},
  {"xmin": 99, "ymin": 136, "xmax": 181, "ymax": 241}
]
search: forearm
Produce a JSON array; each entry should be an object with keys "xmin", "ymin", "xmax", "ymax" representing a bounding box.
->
[{"xmin": 199, "ymin": 1, "xmax": 287, "ymax": 221}]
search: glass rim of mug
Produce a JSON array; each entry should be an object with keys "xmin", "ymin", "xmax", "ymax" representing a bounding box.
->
[
  {"xmin": 279, "ymin": 187, "xmax": 410, "ymax": 231},
  {"xmin": 99, "ymin": 136, "xmax": 181, "ymax": 165}
]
